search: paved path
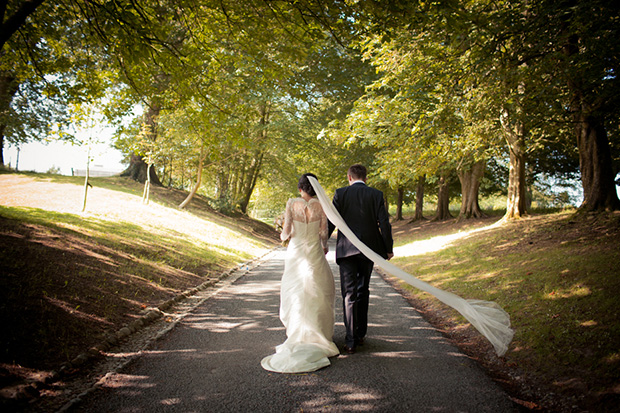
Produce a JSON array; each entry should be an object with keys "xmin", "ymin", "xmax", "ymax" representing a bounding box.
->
[{"xmin": 72, "ymin": 246, "xmax": 521, "ymax": 412}]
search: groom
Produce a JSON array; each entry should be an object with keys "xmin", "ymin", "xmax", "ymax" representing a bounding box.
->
[{"xmin": 328, "ymin": 164, "xmax": 393, "ymax": 354}]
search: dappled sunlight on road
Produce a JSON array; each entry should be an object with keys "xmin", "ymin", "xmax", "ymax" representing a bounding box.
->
[
  {"xmin": 98, "ymin": 373, "xmax": 156, "ymax": 390},
  {"xmin": 393, "ymin": 220, "xmax": 503, "ymax": 257},
  {"xmin": 368, "ymin": 350, "xmax": 420, "ymax": 358},
  {"xmin": 72, "ymin": 240, "xmax": 518, "ymax": 413}
]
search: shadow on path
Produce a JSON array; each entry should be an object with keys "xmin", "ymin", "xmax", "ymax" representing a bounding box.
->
[{"xmin": 73, "ymin": 244, "xmax": 522, "ymax": 412}]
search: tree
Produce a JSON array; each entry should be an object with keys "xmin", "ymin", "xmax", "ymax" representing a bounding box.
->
[
  {"xmin": 412, "ymin": 175, "xmax": 426, "ymax": 222},
  {"xmin": 0, "ymin": 0, "xmax": 45, "ymax": 51},
  {"xmin": 434, "ymin": 172, "xmax": 453, "ymax": 221},
  {"xmin": 120, "ymin": 0, "xmax": 376, "ymax": 214},
  {"xmin": 457, "ymin": 160, "xmax": 486, "ymax": 220},
  {"xmin": 68, "ymin": 103, "xmax": 107, "ymax": 211},
  {"xmin": 343, "ymin": 0, "xmax": 618, "ymax": 221},
  {"xmin": 458, "ymin": 0, "xmax": 620, "ymax": 213},
  {"xmin": 0, "ymin": 1, "xmax": 109, "ymax": 166},
  {"xmin": 339, "ymin": 22, "xmax": 490, "ymax": 221},
  {"xmin": 120, "ymin": 104, "xmax": 163, "ymax": 186},
  {"xmin": 553, "ymin": 0, "xmax": 620, "ymax": 211}
]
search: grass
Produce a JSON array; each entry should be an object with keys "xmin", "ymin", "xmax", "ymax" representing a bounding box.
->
[
  {"xmin": 388, "ymin": 212, "xmax": 620, "ymax": 410},
  {"xmin": 0, "ymin": 172, "xmax": 279, "ymax": 383}
]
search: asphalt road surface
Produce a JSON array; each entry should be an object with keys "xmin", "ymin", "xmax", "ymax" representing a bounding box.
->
[{"xmin": 72, "ymin": 245, "xmax": 521, "ymax": 412}]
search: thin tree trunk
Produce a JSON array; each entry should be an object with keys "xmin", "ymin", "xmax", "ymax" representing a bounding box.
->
[
  {"xmin": 161, "ymin": 156, "xmax": 169, "ymax": 187},
  {"xmin": 82, "ymin": 148, "xmax": 91, "ymax": 212},
  {"xmin": 457, "ymin": 161, "xmax": 486, "ymax": 221},
  {"xmin": 142, "ymin": 163, "xmax": 152, "ymax": 204},
  {"xmin": 179, "ymin": 145, "xmax": 206, "ymax": 209},
  {"xmin": 395, "ymin": 186, "xmax": 404, "ymax": 221},
  {"xmin": 216, "ymin": 164, "xmax": 230, "ymax": 203},
  {"xmin": 410, "ymin": 175, "xmax": 426, "ymax": 222},
  {"xmin": 238, "ymin": 151, "xmax": 263, "ymax": 214}
]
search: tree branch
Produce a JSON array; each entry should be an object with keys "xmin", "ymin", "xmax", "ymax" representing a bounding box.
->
[{"xmin": 0, "ymin": 0, "xmax": 46, "ymax": 51}]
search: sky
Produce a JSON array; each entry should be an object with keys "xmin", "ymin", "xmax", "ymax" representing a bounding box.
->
[
  {"xmin": 3, "ymin": 103, "xmax": 140, "ymax": 177},
  {"xmin": 3, "ymin": 129, "xmax": 125, "ymax": 176}
]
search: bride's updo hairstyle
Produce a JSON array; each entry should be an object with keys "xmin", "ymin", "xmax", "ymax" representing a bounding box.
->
[{"xmin": 298, "ymin": 173, "xmax": 318, "ymax": 196}]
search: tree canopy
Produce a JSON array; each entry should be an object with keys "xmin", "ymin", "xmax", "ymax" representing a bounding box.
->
[{"xmin": 2, "ymin": 0, "xmax": 618, "ymax": 217}]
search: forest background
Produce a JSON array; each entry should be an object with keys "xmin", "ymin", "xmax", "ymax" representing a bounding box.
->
[{"xmin": 2, "ymin": 0, "xmax": 619, "ymax": 218}]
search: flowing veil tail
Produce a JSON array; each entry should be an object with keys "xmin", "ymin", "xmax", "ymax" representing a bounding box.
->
[{"xmin": 309, "ymin": 176, "xmax": 514, "ymax": 356}]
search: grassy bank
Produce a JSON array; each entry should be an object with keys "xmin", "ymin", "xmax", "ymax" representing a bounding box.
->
[
  {"xmin": 388, "ymin": 212, "xmax": 620, "ymax": 411},
  {"xmin": 0, "ymin": 172, "xmax": 279, "ymax": 389}
]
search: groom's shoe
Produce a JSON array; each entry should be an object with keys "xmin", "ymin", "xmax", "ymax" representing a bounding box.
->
[
  {"xmin": 343, "ymin": 345, "xmax": 355, "ymax": 354},
  {"xmin": 355, "ymin": 338, "xmax": 364, "ymax": 346}
]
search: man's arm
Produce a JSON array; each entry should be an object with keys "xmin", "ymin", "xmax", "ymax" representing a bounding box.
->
[
  {"xmin": 327, "ymin": 188, "xmax": 340, "ymax": 238},
  {"xmin": 376, "ymin": 191, "xmax": 394, "ymax": 258}
]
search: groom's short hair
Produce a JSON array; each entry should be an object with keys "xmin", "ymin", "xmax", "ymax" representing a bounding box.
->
[{"xmin": 348, "ymin": 164, "xmax": 367, "ymax": 181}]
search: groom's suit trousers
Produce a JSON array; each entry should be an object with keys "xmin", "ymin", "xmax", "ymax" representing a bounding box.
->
[{"xmin": 338, "ymin": 253, "xmax": 374, "ymax": 348}]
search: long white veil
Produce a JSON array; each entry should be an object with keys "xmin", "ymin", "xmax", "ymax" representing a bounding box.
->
[{"xmin": 308, "ymin": 176, "xmax": 514, "ymax": 356}]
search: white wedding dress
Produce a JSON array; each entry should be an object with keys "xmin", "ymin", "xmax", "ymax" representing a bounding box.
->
[{"xmin": 261, "ymin": 197, "xmax": 340, "ymax": 373}]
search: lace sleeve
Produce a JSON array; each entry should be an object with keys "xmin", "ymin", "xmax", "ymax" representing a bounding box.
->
[
  {"xmin": 318, "ymin": 203, "xmax": 329, "ymax": 250},
  {"xmin": 280, "ymin": 198, "xmax": 294, "ymax": 241},
  {"xmin": 319, "ymin": 213, "xmax": 328, "ymax": 249}
]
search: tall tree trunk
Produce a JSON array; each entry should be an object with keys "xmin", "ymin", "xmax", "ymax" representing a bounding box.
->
[
  {"xmin": 505, "ymin": 134, "xmax": 527, "ymax": 219},
  {"xmin": 121, "ymin": 103, "xmax": 162, "ymax": 185},
  {"xmin": 501, "ymin": 108, "xmax": 527, "ymax": 219},
  {"xmin": 216, "ymin": 164, "xmax": 230, "ymax": 203},
  {"xmin": 395, "ymin": 186, "xmax": 404, "ymax": 221},
  {"xmin": 433, "ymin": 174, "xmax": 452, "ymax": 221},
  {"xmin": 237, "ymin": 102, "xmax": 270, "ymax": 214},
  {"xmin": 0, "ymin": 73, "xmax": 19, "ymax": 167},
  {"xmin": 238, "ymin": 151, "xmax": 264, "ymax": 214},
  {"xmin": 411, "ymin": 175, "xmax": 426, "ymax": 222},
  {"xmin": 563, "ymin": 34, "xmax": 620, "ymax": 211},
  {"xmin": 0, "ymin": 133, "xmax": 5, "ymax": 167},
  {"xmin": 574, "ymin": 113, "xmax": 620, "ymax": 210},
  {"xmin": 457, "ymin": 160, "xmax": 486, "ymax": 221}
]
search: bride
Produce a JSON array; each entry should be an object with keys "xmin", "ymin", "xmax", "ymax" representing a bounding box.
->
[{"xmin": 261, "ymin": 173, "xmax": 340, "ymax": 373}]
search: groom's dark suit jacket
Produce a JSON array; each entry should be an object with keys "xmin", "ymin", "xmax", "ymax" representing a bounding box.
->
[{"xmin": 328, "ymin": 182, "xmax": 393, "ymax": 263}]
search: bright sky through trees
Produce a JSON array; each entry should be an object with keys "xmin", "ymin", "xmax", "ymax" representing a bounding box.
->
[{"xmin": 3, "ymin": 130, "xmax": 124, "ymax": 176}]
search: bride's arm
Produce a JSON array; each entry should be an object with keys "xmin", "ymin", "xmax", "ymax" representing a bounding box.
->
[
  {"xmin": 280, "ymin": 199, "xmax": 294, "ymax": 241},
  {"xmin": 319, "ymin": 205, "xmax": 329, "ymax": 253}
]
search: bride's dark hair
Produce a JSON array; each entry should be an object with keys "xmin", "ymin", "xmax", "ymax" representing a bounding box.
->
[{"xmin": 298, "ymin": 173, "xmax": 318, "ymax": 196}]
